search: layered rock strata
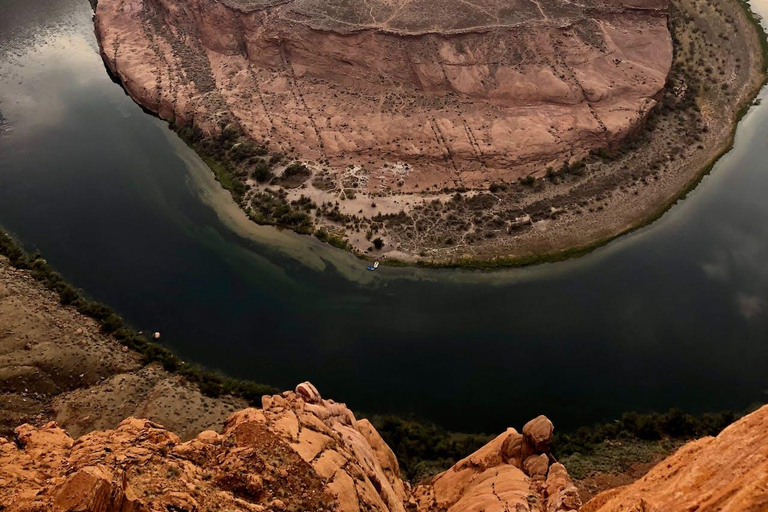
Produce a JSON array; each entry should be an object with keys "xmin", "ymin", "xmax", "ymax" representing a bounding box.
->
[{"xmin": 94, "ymin": 0, "xmax": 672, "ymax": 190}]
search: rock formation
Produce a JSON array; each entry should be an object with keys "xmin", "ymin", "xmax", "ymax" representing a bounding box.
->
[
  {"xmin": 412, "ymin": 415, "xmax": 580, "ymax": 511},
  {"xmin": 94, "ymin": 0, "xmax": 672, "ymax": 190},
  {"xmin": 0, "ymin": 382, "xmax": 578, "ymax": 512},
  {"xmin": 2, "ymin": 382, "xmax": 768, "ymax": 511},
  {"xmin": 581, "ymin": 404, "xmax": 768, "ymax": 512},
  {"xmin": 89, "ymin": 0, "xmax": 767, "ymax": 263}
]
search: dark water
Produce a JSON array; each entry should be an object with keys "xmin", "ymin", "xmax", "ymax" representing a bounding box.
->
[{"xmin": 1, "ymin": 0, "xmax": 767, "ymax": 433}]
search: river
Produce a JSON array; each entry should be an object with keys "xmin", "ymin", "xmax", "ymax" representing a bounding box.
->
[{"xmin": 1, "ymin": 0, "xmax": 766, "ymax": 433}]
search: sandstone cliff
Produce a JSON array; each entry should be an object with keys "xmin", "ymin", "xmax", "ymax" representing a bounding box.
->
[
  {"xmin": 94, "ymin": 0, "xmax": 672, "ymax": 190},
  {"xmin": 581, "ymin": 404, "xmax": 768, "ymax": 512},
  {"xmin": 0, "ymin": 382, "xmax": 580, "ymax": 512},
  {"xmin": 2, "ymin": 381, "xmax": 767, "ymax": 511},
  {"xmin": 0, "ymin": 255, "xmax": 246, "ymax": 441}
]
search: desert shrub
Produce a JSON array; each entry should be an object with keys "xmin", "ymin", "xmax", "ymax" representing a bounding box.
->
[
  {"xmin": 368, "ymin": 415, "xmax": 491, "ymax": 482},
  {"xmin": 0, "ymin": 230, "xmax": 277, "ymax": 403}
]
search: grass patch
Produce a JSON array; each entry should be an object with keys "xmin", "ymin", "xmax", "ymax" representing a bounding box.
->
[{"xmin": 560, "ymin": 438, "xmax": 683, "ymax": 480}]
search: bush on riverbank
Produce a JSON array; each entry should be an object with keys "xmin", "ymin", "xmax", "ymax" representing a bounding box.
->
[
  {"xmin": 371, "ymin": 407, "xmax": 746, "ymax": 483},
  {"xmin": 552, "ymin": 408, "xmax": 739, "ymax": 459},
  {"xmin": 0, "ymin": 230, "xmax": 752, "ymax": 483},
  {"xmin": 367, "ymin": 414, "xmax": 492, "ymax": 482},
  {"xmin": 0, "ymin": 230, "xmax": 276, "ymax": 403}
]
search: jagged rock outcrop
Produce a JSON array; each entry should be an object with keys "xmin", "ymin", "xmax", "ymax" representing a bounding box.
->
[
  {"xmin": 412, "ymin": 415, "xmax": 580, "ymax": 512},
  {"xmin": 0, "ymin": 382, "xmax": 575, "ymax": 512},
  {"xmin": 94, "ymin": 0, "xmax": 672, "ymax": 190},
  {"xmin": 2, "ymin": 384, "xmax": 767, "ymax": 512},
  {"xmin": 581, "ymin": 404, "xmax": 768, "ymax": 512}
]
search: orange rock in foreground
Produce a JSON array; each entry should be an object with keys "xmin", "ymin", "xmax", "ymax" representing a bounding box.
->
[
  {"xmin": 1, "ymin": 383, "xmax": 767, "ymax": 512},
  {"xmin": 581, "ymin": 404, "xmax": 768, "ymax": 512}
]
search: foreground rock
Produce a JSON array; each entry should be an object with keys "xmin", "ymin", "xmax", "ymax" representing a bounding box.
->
[
  {"xmin": 581, "ymin": 404, "xmax": 768, "ymax": 512},
  {"xmin": 413, "ymin": 415, "xmax": 580, "ymax": 512},
  {"xmin": 0, "ymin": 382, "xmax": 575, "ymax": 512},
  {"xmin": 2, "ymin": 382, "xmax": 768, "ymax": 511}
]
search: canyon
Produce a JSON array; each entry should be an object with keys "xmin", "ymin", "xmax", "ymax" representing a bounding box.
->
[
  {"xmin": 2, "ymin": 383, "xmax": 767, "ymax": 511},
  {"xmin": 2, "ymin": 253, "xmax": 768, "ymax": 511},
  {"xmin": 95, "ymin": 0, "xmax": 672, "ymax": 188},
  {"xmin": 93, "ymin": 0, "xmax": 765, "ymax": 264}
]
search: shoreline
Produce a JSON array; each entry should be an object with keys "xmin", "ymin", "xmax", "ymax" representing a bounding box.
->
[
  {"xmin": 388, "ymin": 0, "xmax": 768, "ymax": 269},
  {"xmin": 91, "ymin": 0, "xmax": 768, "ymax": 270},
  {"xmin": 93, "ymin": 0, "xmax": 767, "ymax": 269}
]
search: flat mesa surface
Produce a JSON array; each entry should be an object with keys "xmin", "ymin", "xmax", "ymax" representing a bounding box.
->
[{"xmin": 224, "ymin": 0, "xmax": 664, "ymax": 33}]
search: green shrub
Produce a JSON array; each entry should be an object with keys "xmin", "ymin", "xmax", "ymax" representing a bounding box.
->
[{"xmin": 0, "ymin": 230, "xmax": 277, "ymax": 404}]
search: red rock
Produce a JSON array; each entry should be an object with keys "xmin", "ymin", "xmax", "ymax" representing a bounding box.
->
[{"xmin": 523, "ymin": 415, "xmax": 554, "ymax": 453}]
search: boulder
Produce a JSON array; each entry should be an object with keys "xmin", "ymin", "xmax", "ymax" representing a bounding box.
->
[
  {"xmin": 53, "ymin": 466, "xmax": 117, "ymax": 512},
  {"xmin": 545, "ymin": 463, "xmax": 581, "ymax": 512},
  {"xmin": 295, "ymin": 381, "xmax": 322, "ymax": 404},
  {"xmin": 523, "ymin": 453, "xmax": 550, "ymax": 481},
  {"xmin": 523, "ymin": 415, "xmax": 554, "ymax": 454}
]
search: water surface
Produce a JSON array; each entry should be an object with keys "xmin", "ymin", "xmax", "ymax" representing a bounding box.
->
[{"xmin": 1, "ymin": 0, "xmax": 767, "ymax": 433}]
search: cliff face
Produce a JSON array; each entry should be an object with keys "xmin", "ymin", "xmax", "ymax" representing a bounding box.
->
[
  {"xmin": 2, "ymin": 381, "xmax": 767, "ymax": 512},
  {"xmin": 0, "ymin": 256, "xmax": 247, "ymax": 441},
  {"xmin": 581, "ymin": 404, "xmax": 768, "ymax": 512},
  {"xmin": 0, "ymin": 382, "xmax": 580, "ymax": 512},
  {"xmin": 94, "ymin": 0, "xmax": 672, "ymax": 190}
]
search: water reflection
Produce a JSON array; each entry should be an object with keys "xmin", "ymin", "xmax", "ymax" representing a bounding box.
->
[{"xmin": 0, "ymin": 0, "xmax": 766, "ymax": 432}]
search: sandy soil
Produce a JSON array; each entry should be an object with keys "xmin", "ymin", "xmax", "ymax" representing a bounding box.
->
[{"xmin": 0, "ymin": 256, "xmax": 246, "ymax": 440}]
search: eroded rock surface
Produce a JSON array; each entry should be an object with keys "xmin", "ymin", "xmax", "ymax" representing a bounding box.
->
[
  {"xmin": 581, "ymin": 404, "xmax": 768, "ymax": 512},
  {"xmin": 0, "ymin": 382, "xmax": 576, "ymax": 512},
  {"xmin": 95, "ymin": 0, "xmax": 671, "ymax": 190},
  {"xmin": 0, "ymin": 383, "xmax": 411, "ymax": 512},
  {"xmin": 2, "ymin": 383, "xmax": 768, "ymax": 511},
  {"xmin": 413, "ymin": 418, "xmax": 581, "ymax": 512}
]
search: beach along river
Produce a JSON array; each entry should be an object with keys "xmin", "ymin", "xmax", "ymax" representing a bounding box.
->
[{"xmin": 1, "ymin": 0, "xmax": 767, "ymax": 432}]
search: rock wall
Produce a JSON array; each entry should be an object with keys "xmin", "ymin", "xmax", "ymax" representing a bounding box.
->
[
  {"xmin": 94, "ymin": 0, "xmax": 672, "ymax": 190},
  {"xmin": 2, "ymin": 383, "xmax": 766, "ymax": 512},
  {"xmin": 581, "ymin": 404, "xmax": 768, "ymax": 512},
  {"xmin": 0, "ymin": 382, "xmax": 577, "ymax": 512}
]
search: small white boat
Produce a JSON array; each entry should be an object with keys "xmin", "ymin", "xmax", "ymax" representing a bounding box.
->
[{"xmin": 366, "ymin": 260, "xmax": 380, "ymax": 271}]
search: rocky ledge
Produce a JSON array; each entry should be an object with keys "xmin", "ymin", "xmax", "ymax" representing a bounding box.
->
[
  {"xmin": 2, "ymin": 382, "xmax": 768, "ymax": 512},
  {"xmin": 0, "ymin": 382, "xmax": 580, "ymax": 512}
]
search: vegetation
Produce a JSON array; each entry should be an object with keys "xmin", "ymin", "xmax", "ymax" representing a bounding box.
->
[
  {"xmin": 368, "ymin": 415, "xmax": 492, "ymax": 482},
  {"xmin": 274, "ymin": 162, "xmax": 311, "ymax": 188},
  {"xmin": 554, "ymin": 408, "xmax": 744, "ymax": 480},
  {"xmin": 0, "ymin": 230, "xmax": 277, "ymax": 403},
  {"xmin": 314, "ymin": 229, "xmax": 350, "ymax": 250},
  {"xmin": 248, "ymin": 189, "xmax": 314, "ymax": 234},
  {"xmin": 554, "ymin": 408, "xmax": 738, "ymax": 458},
  {"xmin": 176, "ymin": 121, "xmax": 250, "ymax": 202},
  {"xmin": 371, "ymin": 407, "xmax": 749, "ymax": 483}
]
